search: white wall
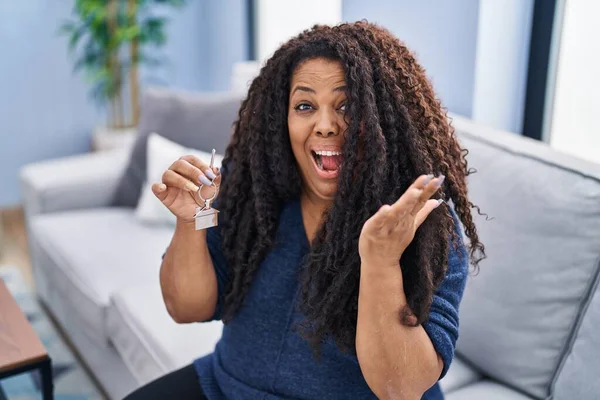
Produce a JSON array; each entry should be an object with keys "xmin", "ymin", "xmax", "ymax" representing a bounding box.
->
[
  {"xmin": 255, "ymin": 0, "xmax": 342, "ymax": 61},
  {"xmin": 548, "ymin": 0, "xmax": 600, "ymax": 164}
]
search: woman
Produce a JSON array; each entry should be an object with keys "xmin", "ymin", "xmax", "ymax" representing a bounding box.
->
[{"xmin": 125, "ymin": 21, "xmax": 484, "ymax": 400}]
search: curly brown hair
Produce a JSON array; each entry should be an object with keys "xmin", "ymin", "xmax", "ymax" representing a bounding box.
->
[{"xmin": 217, "ymin": 21, "xmax": 485, "ymax": 353}]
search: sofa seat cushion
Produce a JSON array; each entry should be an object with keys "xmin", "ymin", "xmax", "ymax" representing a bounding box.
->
[
  {"xmin": 445, "ymin": 381, "xmax": 534, "ymax": 400},
  {"xmin": 106, "ymin": 284, "xmax": 223, "ymax": 385},
  {"xmin": 30, "ymin": 207, "xmax": 175, "ymax": 345},
  {"xmin": 440, "ymin": 356, "xmax": 482, "ymax": 394}
]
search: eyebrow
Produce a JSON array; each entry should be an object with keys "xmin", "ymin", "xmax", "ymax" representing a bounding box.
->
[
  {"xmin": 292, "ymin": 85, "xmax": 316, "ymax": 95},
  {"xmin": 291, "ymin": 85, "xmax": 347, "ymax": 95}
]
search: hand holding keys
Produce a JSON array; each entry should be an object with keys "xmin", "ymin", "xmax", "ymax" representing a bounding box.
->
[{"xmin": 194, "ymin": 149, "xmax": 220, "ymax": 230}]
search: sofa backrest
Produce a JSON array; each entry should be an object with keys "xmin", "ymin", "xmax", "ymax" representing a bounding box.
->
[
  {"xmin": 113, "ymin": 88, "xmax": 245, "ymax": 207},
  {"xmin": 452, "ymin": 115, "xmax": 600, "ymax": 399},
  {"xmin": 553, "ymin": 282, "xmax": 600, "ymax": 399}
]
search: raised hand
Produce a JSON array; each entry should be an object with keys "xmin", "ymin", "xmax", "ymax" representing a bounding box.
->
[
  {"xmin": 151, "ymin": 155, "xmax": 221, "ymax": 224},
  {"xmin": 358, "ymin": 174, "xmax": 445, "ymax": 268}
]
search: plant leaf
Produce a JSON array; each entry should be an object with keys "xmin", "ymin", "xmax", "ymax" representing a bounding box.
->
[{"xmin": 63, "ymin": 0, "xmax": 190, "ymax": 103}]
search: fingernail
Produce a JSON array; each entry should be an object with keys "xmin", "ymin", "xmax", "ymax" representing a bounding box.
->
[
  {"xmin": 204, "ymin": 169, "xmax": 217, "ymax": 180},
  {"xmin": 423, "ymin": 174, "xmax": 434, "ymax": 185},
  {"xmin": 159, "ymin": 184, "xmax": 166, "ymax": 192},
  {"xmin": 435, "ymin": 199, "xmax": 445, "ymax": 208},
  {"xmin": 434, "ymin": 174, "xmax": 445, "ymax": 188},
  {"xmin": 199, "ymin": 175, "xmax": 213, "ymax": 186},
  {"xmin": 185, "ymin": 181, "xmax": 200, "ymax": 192}
]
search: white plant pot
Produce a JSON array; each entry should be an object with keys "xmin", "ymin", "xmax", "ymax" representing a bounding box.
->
[{"xmin": 92, "ymin": 126, "xmax": 138, "ymax": 152}]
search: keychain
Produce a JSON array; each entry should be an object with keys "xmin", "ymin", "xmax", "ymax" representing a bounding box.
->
[{"xmin": 194, "ymin": 149, "xmax": 220, "ymax": 230}]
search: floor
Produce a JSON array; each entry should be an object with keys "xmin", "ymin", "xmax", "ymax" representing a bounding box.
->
[{"xmin": 0, "ymin": 206, "xmax": 31, "ymax": 287}]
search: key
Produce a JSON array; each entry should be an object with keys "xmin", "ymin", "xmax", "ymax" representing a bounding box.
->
[{"xmin": 194, "ymin": 148, "xmax": 219, "ymax": 230}]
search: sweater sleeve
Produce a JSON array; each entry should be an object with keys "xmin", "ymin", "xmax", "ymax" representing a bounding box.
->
[{"xmin": 422, "ymin": 209, "xmax": 469, "ymax": 379}]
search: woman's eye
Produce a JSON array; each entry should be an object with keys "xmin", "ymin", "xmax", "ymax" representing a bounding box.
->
[
  {"xmin": 338, "ymin": 103, "xmax": 347, "ymax": 112},
  {"xmin": 295, "ymin": 103, "xmax": 313, "ymax": 111}
]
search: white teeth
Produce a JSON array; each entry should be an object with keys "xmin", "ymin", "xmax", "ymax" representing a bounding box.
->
[{"xmin": 315, "ymin": 150, "xmax": 341, "ymax": 156}]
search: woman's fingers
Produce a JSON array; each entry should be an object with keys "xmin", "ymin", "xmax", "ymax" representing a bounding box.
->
[
  {"xmin": 170, "ymin": 157, "xmax": 208, "ymax": 186},
  {"xmin": 367, "ymin": 174, "xmax": 445, "ymax": 233},
  {"xmin": 179, "ymin": 154, "xmax": 209, "ymax": 172},
  {"xmin": 162, "ymin": 169, "xmax": 199, "ymax": 193},
  {"xmin": 410, "ymin": 174, "xmax": 445, "ymax": 216},
  {"xmin": 151, "ymin": 182, "xmax": 168, "ymax": 201},
  {"xmin": 374, "ymin": 174, "xmax": 444, "ymax": 231},
  {"xmin": 415, "ymin": 199, "xmax": 444, "ymax": 227},
  {"xmin": 151, "ymin": 153, "xmax": 222, "ymax": 211},
  {"xmin": 179, "ymin": 155, "xmax": 221, "ymax": 187},
  {"xmin": 368, "ymin": 175, "xmax": 429, "ymax": 232},
  {"xmin": 370, "ymin": 185, "xmax": 424, "ymax": 232},
  {"xmin": 388, "ymin": 174, "xmax": 432, "ymax": 217}
]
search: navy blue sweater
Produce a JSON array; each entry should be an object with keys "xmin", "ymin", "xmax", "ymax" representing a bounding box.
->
[{"xmin": 193, "ymin": 199, "xmax": 468, "ymax": 399}]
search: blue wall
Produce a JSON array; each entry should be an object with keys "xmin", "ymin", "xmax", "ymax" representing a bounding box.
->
[
  {"xmin": 0, "ymin": 0, "xmax": 531, "ymax": 207},
  {"xmin": 343, "ymin": 0, "xmax": 481, "ymax": 118},
  {"xmin": 0, "ymin": 0, "xmax": 248, "ymax": 207},
  {"xmin": 205, "ymin": 0, "xmax": 248, "ymax": 91},
  {"xmin": 472, "ymin": 0, "xmax": 534, "ymax": 133},
  {"xmin": 148, "ymin": 0, "xmax": 247, "ymax": 92},
  {"xmin": 342, "ymin": 0, "xmax": 533, "ymax": 133},
  {"xmin": 149, "ymin": 0, "xmax": 209, "ymax": 92}
]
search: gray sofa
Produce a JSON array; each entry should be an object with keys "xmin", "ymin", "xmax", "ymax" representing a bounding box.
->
[{"xmin": 19, "ymin": 88, "xmax": 600, "ymax": 400}]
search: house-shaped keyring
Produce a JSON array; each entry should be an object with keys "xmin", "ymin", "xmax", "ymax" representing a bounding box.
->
[{"xmin": 195, "ymin": 207, "xmax": 219, "ymax": 230}]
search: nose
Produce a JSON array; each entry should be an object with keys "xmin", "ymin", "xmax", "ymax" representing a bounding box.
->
[{"xmin": 315, "ymin": 108, "xmax": 339, "ymax": 138}]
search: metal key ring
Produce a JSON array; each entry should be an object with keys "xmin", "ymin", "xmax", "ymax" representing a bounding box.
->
[{"xmin": 197, "ymin": 183, "xmax": 218, "ymax": 207}]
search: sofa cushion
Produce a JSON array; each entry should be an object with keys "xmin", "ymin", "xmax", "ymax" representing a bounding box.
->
[
  {"xmin": 452, "ymin": 116, "xmax": 600, "ymax": 399},
  {"xmin": 113, "ymin": 88, "xmax": 243, "ymax": 207},
  {"xmin": 445, "ymin": 381, "xmax": 534, "ymax": 400},
  {"xmin": 106, "ymin": 284, "xmax": 223, "ymax": 385},
  {"xmin": 29, "ymin": 207, "xmax": 174, "ymax": 345},
  {"xmin": 439, "ymin": 356, "xmax": 482, "ymax": 394}
]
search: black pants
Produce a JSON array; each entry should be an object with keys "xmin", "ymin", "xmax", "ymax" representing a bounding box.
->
[{"xmin": 123, "ymin": 364, "xmax": 207, "ymax": 399}]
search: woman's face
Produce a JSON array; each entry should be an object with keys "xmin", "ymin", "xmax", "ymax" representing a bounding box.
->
[{"xmin": 288, "ymin": 58, "xmax": 348, "ymax": 201}]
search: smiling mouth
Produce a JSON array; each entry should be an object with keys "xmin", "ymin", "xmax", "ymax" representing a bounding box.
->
[{"xmin": 311, "ymin": 150, "xmax": 343, "ymax": 174}]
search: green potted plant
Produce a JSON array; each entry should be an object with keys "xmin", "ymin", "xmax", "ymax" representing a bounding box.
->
[{"xmin": 60, "ymin": 0, "xmax": 187, "ymax": 145}]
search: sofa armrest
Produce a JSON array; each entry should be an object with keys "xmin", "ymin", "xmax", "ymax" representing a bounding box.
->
[{"xmin": 20, "ymin": 148, "xmax": 130, "ymax": 216}]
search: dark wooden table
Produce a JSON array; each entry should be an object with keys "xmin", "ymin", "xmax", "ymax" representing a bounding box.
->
[{"xmin": 0, "ymin": 279, "xmax": 53, "ymax": 399}]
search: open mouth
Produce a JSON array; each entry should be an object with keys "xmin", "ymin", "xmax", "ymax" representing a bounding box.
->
[{"xmin": 311, "ymin": 150, "xmax": 343, "ymax": 178}]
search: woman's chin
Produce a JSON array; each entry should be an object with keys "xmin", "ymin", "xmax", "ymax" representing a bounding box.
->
[{"xmin": 308, "ymin": 180, "xmax": 338, "ymax": 201}]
